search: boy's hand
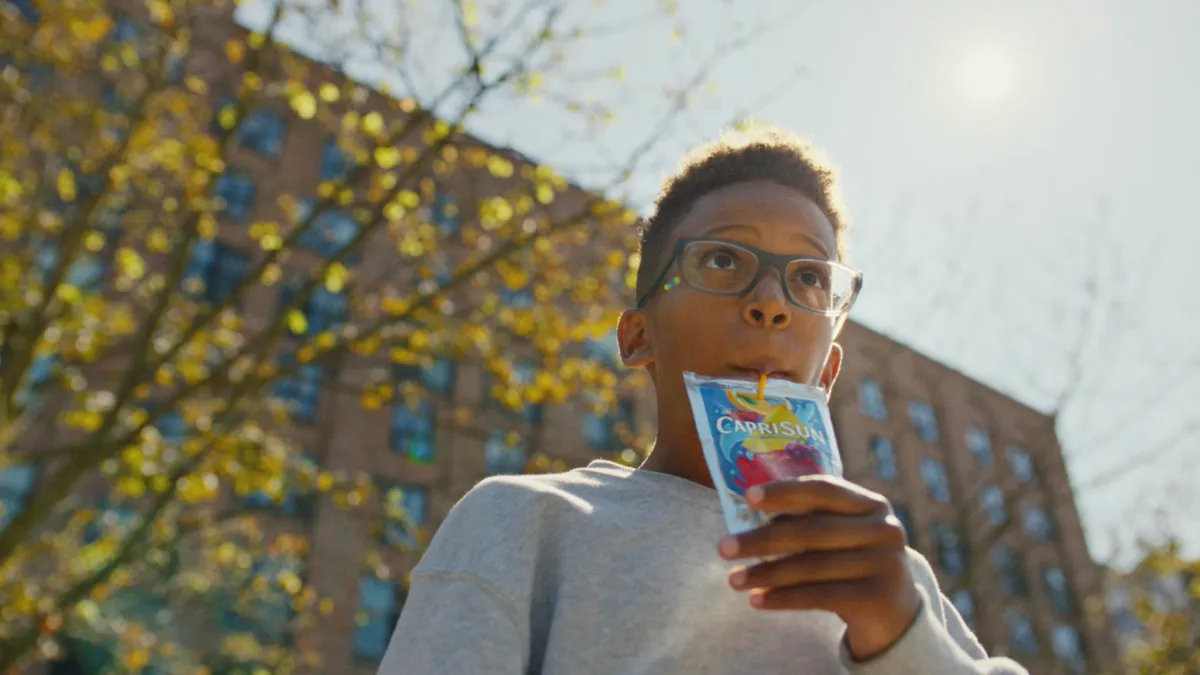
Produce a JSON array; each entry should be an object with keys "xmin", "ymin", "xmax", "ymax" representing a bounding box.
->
[{"xmin": 717, "ymin": 475, "xmax": 921, "ymax": 662}]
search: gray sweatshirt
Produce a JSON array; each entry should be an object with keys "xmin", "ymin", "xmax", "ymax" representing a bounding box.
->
[{"xmin": 379, "ymin": 460, "xmax": 1029, "ymax": 674}]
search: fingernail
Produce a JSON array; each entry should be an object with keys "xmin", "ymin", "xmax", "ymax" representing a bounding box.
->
[
  {"xmin": 718, "ymin": 537, "xmax": 739, "ymax": 557},
  {"xmin": 746, "ymin": 487, "xmax": 764, "ymax": 505},
  {"xmin": 729, "ymin": 568, "xmax": 747, "ymax": 589},
  {"xmin": 750, "ymin": 590, "xmax": 766, "ymax": 607}
]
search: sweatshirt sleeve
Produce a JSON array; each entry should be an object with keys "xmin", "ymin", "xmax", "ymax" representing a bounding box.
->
[
  {"xmin": 376, "ymin": 570, "xmax": 527, "ymax": 674},
  {"xmin": 838, "ymin": 549, "xmax": 1031, "ymax": 674}
]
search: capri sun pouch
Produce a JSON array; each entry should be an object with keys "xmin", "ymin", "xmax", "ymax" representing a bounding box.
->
[{"xmin": 683, "ymin": 371, "xmax": 844, "ymax": 535}]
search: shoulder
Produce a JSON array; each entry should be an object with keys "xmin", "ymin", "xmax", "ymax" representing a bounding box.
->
[{"xmin": 414, "ymin": 464, "xmax": 623, "ymax": 577}]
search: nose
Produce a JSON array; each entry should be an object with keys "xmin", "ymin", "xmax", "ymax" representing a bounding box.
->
[{"xmin": 741, "ymin": 269, "xmax": 792, "ymax": 330}]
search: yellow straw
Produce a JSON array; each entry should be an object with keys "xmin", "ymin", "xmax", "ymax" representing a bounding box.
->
[{"xmin": 757, "ymin": 372, "xmax": 767, "ymax": 401}]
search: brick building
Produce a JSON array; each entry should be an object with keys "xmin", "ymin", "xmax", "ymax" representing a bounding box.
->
[{"xmin": 3, "ymin": 3, "xmax": 1117, "ymax": 674}]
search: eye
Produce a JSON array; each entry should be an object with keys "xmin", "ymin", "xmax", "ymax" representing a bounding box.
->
[
  {"xmin": 792, "ymin": 266, "xmax": 829, "ymax": 289},
  {"xmin": 702, "ymin": 249, "xmax": 741, "ymax": 271}
]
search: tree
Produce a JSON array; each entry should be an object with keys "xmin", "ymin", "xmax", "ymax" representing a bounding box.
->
[
  {"xmin": 1109, "ymin": 537, "xmax": 1200, "ymax": 675},
  {"xmin": 0, "ymin": 0, "xmax": 805, "ymax": 670}
]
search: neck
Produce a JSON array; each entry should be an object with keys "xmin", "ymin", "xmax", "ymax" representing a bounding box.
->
[{"xmin": 638, "ymin": 418, "xmax": 714, "ymax": 489}]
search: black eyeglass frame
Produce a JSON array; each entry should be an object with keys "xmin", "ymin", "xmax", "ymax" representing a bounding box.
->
[{"xmin": 636, "ymin": 237, "xmax": 864, "ymax": 317}]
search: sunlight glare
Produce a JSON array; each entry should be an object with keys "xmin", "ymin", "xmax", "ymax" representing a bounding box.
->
[{"xmin": 955, "ymin": 46, "xmax": 1018, "ymax": 109}]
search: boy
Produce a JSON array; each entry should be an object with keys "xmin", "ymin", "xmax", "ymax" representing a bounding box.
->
[{"xmin": 378, "ymin": 125, "xmax": 1029, "ymax": 674}]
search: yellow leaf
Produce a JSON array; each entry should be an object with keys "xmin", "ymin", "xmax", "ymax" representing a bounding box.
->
[
  {"xmin": 319, "ymin": 83, "xmax": 340, "ymax": 102},
  {"xmin": 398, "ymin": 190, "xmax": 419, "ymax": 208},
  {"xmin": 536, "ymin": 183, "xmax": 554, "ymax": 205},
  {"xmin": 374, "ymin": 146, "xmax": 401, "ymax": 169},
  {"xmin": 324, "ymin": 262, "xmax": 347, "ymax": 292},
  {"xmin": 224, "ymin": 39, "xmax": 245, "ymax": 63},
  {"xmin": 487, "ymin": 155, "xmax": 514, "ymax": 178},
  {"xmin": 147, "ymin": 228, "xmax": 170, "ymax": 252},
  {"xmin": 362, "ymin": 112, "xmax": 384, "ymax": 136},
  {"xmin": 116, "ymin": 248, "xmax": 145, "ymax": 279},
  {"xmin": 290, "ymin": 90, "xmax": 317, "ymax": 120},
  {"xmin": 185, "ymin": 76, "xmax": 208, "ymax": 94},
  {"xmin": 57, "ymin": 170, "xmax": 76, "ymax": 202},
  {"xmin": 286, "ymin": 309, "xmax": 308, "ymax": 334}
]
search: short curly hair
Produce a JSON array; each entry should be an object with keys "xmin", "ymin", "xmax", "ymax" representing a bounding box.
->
[{"xmin": 635, "ymin": 123, "xmax": 850, "ymax": 305}]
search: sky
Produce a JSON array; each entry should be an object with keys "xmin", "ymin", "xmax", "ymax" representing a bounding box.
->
[{"xmin": 244, "ymin": 0, "xmax": 1200, "ymax": 566}]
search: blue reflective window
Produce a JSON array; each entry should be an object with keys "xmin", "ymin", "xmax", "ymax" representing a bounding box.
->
[
  {"xmin": 857, "ymin": 378, "xmax": 887, "ymax": 421},
  {"xmin": 0, "ymin": 464, "xmax": 36, "ymax": 529},
  {"xmin": 390, "ymin": 400, "xmax": 434, "ymax": 463},
  {"xmin": 294, "ymin": 198, "xmax": 359, "ymax": 259},
  {"xmin": 237, "ymin": 109, "xmax": 286, "ymax": 157},
  {"xmin": 382, "ymin": 485, "xmax": 428, "ymax": 550},
  {"xmin": 908, "ymin": 399, "xmax": 939, "ymax": 443},
  {"xmin": 319, "ymin": 137, "xmax": 354, "ymax": 182},
  {"xmin": 920, "ymin": 457, "xmax": 951, "ymax": 503},
  {"xmin": 183, "ymin": 239, "xmax": 250, "ymax": 304},
  {"xmin": 274, "ymin": 356, "xmax": 321, "ymax": 423},
  {"xmin": 212, "ymin": 171, "xmax": 257, "ymax": 220},
  {"xmin": 484, "ymin": 429, "xmax": 527, "ymax": 475},
  {"xmin": 870, "ymin": 436, "xmax": 898, "ymax": 481},
  {"xmin": 351, "ymin": 576, "xmax": 400, "ymax": 661},
  {"xmin": 280, "ymin": 278, "xmax": 347, "ymax": 336}
]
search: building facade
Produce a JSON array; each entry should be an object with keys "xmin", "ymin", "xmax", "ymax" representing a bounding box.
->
[{"xmin": 4, "ymin": 3, "xmax": 1118, "ymax": 674}]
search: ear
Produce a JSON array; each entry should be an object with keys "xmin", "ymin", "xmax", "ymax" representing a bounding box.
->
[
  {"xmin": 819, "ymin": 342, "xmax": 843, "ymax": 400},
  {"xmin": 617, "ymin": 308, "xmax": 654, "ymax": 368}
]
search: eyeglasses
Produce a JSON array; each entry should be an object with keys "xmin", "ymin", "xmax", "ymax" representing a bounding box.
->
[{"xmin": 637, "ymin": 237, "xmax": 864, "ymax": 317}]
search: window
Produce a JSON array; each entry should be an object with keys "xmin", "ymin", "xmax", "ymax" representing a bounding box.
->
[
  {"xmin": 431, "ymin": 190, "xmax": 458, "ymax": 236},
  {"xmin": 950, "ymin": 589, "xmax": 976, "ymax": 629},
  {"xmin": 993, "ymin": 546, "xmax": 1029, "ymax": 597},
  {"xmin": 212, "ymin": 170, "xmax": 257, "ymax": 220},
  {"xmin": 487, "ymin": 363, "xmax": 542, "ymax": 423},
  {"xmin": 499, "ymin": 286, "xmax": 534, "ymax": 308},
  {"xmin": 236, "ymin": 109, "xmax": 286, "ymax": 157},
  {"xmin": 183, "ymin": 239, "xmax": 250, "ymax": 304},
  {"xmin": 318, "ymin": 136, "xmax": 354, "ymax": 182},
  {"xmin": 280, "ymin": 278, "xmax": 347, "ymax": 336},
  {"xmin": 390, "ymin": 400, "xmax": 435, "ymax": 463},
  {"xmin": 1043, "ymin": 566, "xmax": 1072, "ymax": 615},
  {"xmin": 892, "ymin": 504, "xmax": 916, "ymax": 545},
  {"xmin": 352, "ymin": 576, "xmax": 401, "ymax": 661},
  {"xmin": 1021, "ymin": 502, "xmax": 1054, "ymax": 540},
  {"xmin": 397, "ymin": 359, "xmax": 455, "ymax": 396},
  {"xmin": 294, "ymin": 198, "xmax": 359, "ymax": 259},
  {"xmin": 857, "ymin": 378, "xmax": 887, "ymax": 421},
  {"xmin": 1051, "ymin": 623, "xmax": 1086, "ymax": 673},
  {"xmin": 582, "ymin": 397, "xmax": 634, "ymax": 452},
  {"xmin": 32, "ymin": 238, "xmax": 106, "ymax": 291},
  {"xmin": 82, "ymin": 503, "xmax": 137, "ymax": 544},
  {"xmin": 274, "ymin": 356, "xmax": 321, "ymax": 423},
  {"xmin": 965, "ymin": 426, "xmax": 993, "ymax": 468},
  {"xmin": 8, "ymin": 0, "xmax": 39, "ymax": 22},
  {"xmin": 1006, "ymin": 444, "xmax": 1035, "ymax": 483},
  {"xmin": 154, "ymin": 410, "xmax": 187, "ymax": 442},
  {"xmin": 0, "ymin": 464, "xmax": 36, "ymax": 529},
  {"xmin": 221, "ymin": 551, "xmax": 303, "ymax": 644},
  {"xmin": 869, "ymin": 436, "xmax": 898, "ymax": 481},
  {"xmin": 109, "ymin": 15, "xmax": 138, "ymax": 42},
  {"xmin": 244, "ymin": 455, "xmax": 318, "ymax": 518},
  {"xmin": 382, "ymin": 485, "xmax": 428, "ymax": 551},
  {"xmin": 980, "ymin": 484, "xmax": 1006, "ymax": 526},
  {"xmin": 583, "ymin": 331, "xmax": 620, "ymax": 368},
  {"xmin": 932, "ymin": 521, "xmax": 965, "ymax": 577},
  {"xmin": 14, "ymin": 354, "xmax": 55, "ymax": 409},
  {"xmin": 919, "ymin": 457, "xmax": 951, "ymax": 503},
  {"xmin": 484, "ymin": 429, "xmax": 528, "ymax": 475},
  {"xmin": 1005, "ymin": 609, "xmax": 1038, "ymax": 655},
  {"xmin": 908, "ymin": 400, "xmax": 939, "ymax": 443}
]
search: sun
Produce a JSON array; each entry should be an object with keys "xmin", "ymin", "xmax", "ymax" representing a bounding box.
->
[{"xmin": 955, "ymin": 46, "xmax": 1018, "ymax": 108}]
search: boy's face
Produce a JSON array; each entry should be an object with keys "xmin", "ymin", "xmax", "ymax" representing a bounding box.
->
[{"xmin": 618, "ymin": 180, "xmax": 843, "ymax": 413}]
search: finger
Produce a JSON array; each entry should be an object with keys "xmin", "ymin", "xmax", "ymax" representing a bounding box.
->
[
  {"xmin": 729, "ymin": 548, "xmax": 893, "ymax": 591},
  {"xmin": 748, "ymin": 578, "xmax": 881, "ymax": 612},
  {"xmin": 720, "ymin": 512, "xmax": 904, "ymax": 560},
  {"xmin": 747, "ymin": 475, "xmax": 889, "ymax": 517}
]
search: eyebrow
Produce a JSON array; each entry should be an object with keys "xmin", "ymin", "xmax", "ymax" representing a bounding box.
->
[{"xmin": 701, "ymin": 222, "xmax": 834, "ymax": 258}]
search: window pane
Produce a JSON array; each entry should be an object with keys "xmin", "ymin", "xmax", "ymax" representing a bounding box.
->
[
  {"xmin": 1022, "ymin": 502, "xmax": 1054, "ymax": 540},
  {"xmin": 870, "ymin": 436, "xmax": 897, "ymax": 481},
  {"xmin": 933, "ymin": 521, "xmax": 965, "ymax": 576},
  {"xmin": 908, "ymin": 400, "xmax": 939, "ymax": 443},
  {"xmin": 1006, "ymin": 444, "xmax": 1036, "ymax": 483},
  {"xmin": 390, "ymin": 400, "xmax": 435, "ymax": 462},
  {"xmin": 351, "ymin": 576, "xmax": 396, "ymax": 660},
  {"xmin": 382, "ymin": 485, "xmax": 428, "ymax": 550},
  {"xmin": 892, "ymin": 504, "xmax": 916, "ymax": 545},
  {"xmin": 857, "ymin": 378, "xmax": 887, "ymax": 421},
  {"xmin": 920, "ymin": 457, "xmax": 950, "ymax": 503},
  {"xmin": 319, "ymin": 137, "xmax": 354, "ymax": 182},
  {"xmin": 1005, "ymin": 610, "xmax": 1038, "ymax": 654},
  {"xmin": 981, "ymin": 484, "xmax": 1006, "ymax": 525},
  {"xmin": 1043, "ymin": 566, "xmax": 1072, "ymax": 615},
  {"xmin": 485, "ymin": 429, "xmax": 527, "ymax": 475},
  {"xmin": 1051, "ymin": 624, "xmax": 1086, "ymax": 673},
  {"xmin": 965, "ymin": 427, "xmax": 993, "ymax": 467},
  {"xmin": 274, "ymin": 357, "xmax": 321, "ymax": 423},
  {"xmin": 0, "ymin": 464, "xmax": 36, "ymax": 528},
  {"xmin": 951, "ymin": 588, "xmax": 975, "ymax": 628},
  {"xmin": 212, "ymin": 171, "xmax": 257, "ymax": 220},
  {"xmin": 237, "ymin": 109, "xmax": 286, "ymax": 157},
  {"xmin": 993, "ymin": 546, "xmax": 1029, "ymax": 597}
]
